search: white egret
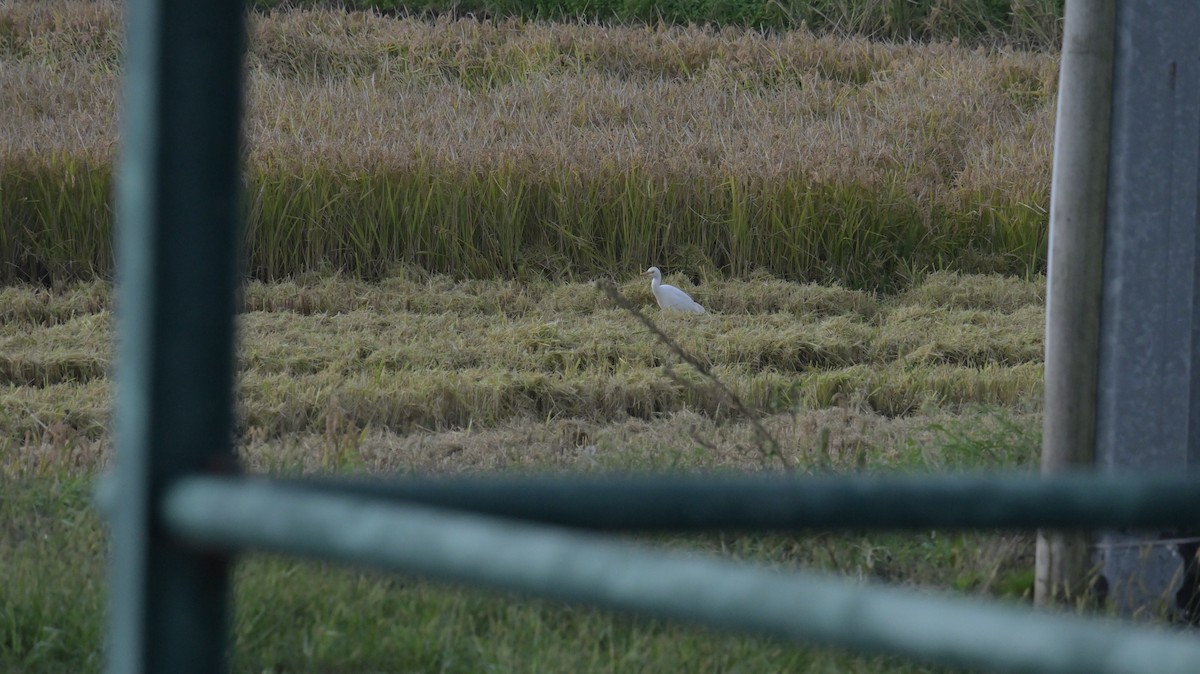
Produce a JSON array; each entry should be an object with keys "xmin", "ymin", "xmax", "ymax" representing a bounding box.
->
[{"xmin": 641, "ymin": 266, "xmax": 705, "ymax": 314}]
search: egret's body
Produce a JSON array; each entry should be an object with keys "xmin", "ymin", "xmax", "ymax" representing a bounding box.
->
[{"xmin": 641, "ymin": 266, "xmax": 705, "ymax": 314}]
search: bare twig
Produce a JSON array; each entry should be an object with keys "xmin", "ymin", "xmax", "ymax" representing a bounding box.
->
[{"xmin": 597, "ymin": 280, "xmax": 793, "ymax": 471}]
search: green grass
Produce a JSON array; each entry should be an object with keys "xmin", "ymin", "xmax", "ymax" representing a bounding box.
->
[
  {"xmin": 0, "ymin": 476, "xmax": 106, "ymax": 673},
  {"xmin": 1, "ymin": 407, "xmax": 1038, "ymax": 673}
]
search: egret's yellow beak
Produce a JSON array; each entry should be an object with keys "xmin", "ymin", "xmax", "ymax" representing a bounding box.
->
[{"xmin": 640, "ymin": 271, "xmax": 652, "ymax": 277}]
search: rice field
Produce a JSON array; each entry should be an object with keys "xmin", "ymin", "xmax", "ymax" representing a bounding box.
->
[
  {"xmin": 2, "ymin": 1, "xmax": 1056, "ymax": 287},
  {"xmin": 1, "ymin": 1, "xmax": 1059, "ymax": 671}
]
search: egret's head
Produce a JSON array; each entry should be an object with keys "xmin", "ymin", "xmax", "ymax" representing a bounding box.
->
[{"xmin": 641, "ymin": 266, "xmax": 661, "ymax": 279}]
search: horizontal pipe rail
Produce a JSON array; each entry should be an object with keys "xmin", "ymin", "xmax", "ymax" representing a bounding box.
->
[
  {"xmin": 163, "ymin": 477, "xmax": 1200, "ymax": 674},
  {"xmin": 286, "ymin": 472, "xmax": 1200, "ymax": 531}
]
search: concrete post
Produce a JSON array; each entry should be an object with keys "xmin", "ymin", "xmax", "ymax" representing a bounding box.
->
[{"xmin": 1037, "ymin": 0, "xmax": 1116, "ymax": 607}]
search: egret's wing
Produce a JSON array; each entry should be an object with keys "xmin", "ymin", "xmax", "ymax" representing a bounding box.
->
[{"xmin": 659, "ymin": 285, "xmax": 704, "ymax": 313}]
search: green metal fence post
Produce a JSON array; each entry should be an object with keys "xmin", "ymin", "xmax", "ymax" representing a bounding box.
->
[{"xmin": 106, "ymin": 0, "xmax": 246, "ymax": 672}]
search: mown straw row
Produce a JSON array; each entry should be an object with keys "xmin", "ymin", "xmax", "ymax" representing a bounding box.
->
[
  {"xmin": 0, "ymin": 360, "xmax": 1042, "ymax": 448},
  {"xmin": 0, "ymin": 270, "xmax": 1040, "ymax": 328},
  {"xmin": 2, "ymin": 304, "xmax": 1042, "ymax": 384},
  {"xmin": 230, "ymin": 406, "xmax": 1042, "ymax": 477},
  {"xmin": 2, "ymin": 2, "xmax": 1057, "ymax": 287},
  {"xmin": 0, "ymin": 272, "xmax": 1045, "ymax": 451}
]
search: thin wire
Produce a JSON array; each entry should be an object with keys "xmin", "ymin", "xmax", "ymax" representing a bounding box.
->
[{"xmin": 596, "ymin": 279, "xmax": 792, "ymax": 471}]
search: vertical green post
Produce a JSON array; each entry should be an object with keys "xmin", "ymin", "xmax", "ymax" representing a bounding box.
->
[{"xmin": 107, "ymin": 1, "xmax": 245, "ymax": 672}]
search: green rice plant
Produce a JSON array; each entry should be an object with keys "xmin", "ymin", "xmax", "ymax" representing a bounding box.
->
[
  {"xmin": 1008, "ymin": 0, "xmax": 1065, "ymax": 50},
  {"xmin": 538, "ymin": 170, "xmax": 608, "ymax": 274},
  {"xmin": 246, "ymin": 0, "xmax": 1065, "ymax": 49},
  {"xmin": 233, "ymin": 160, "xmax": 1044, "ymax": 289},
  {"xmin": 0, "ymin": 155, "xmax": 113, "ymax": 284},
  {"xmin": 971, "ymin": 194, "xmax": 1051, "ymax": 273},
  {"xmin": 244, "ymin": 170, "xmax": 321, "ymax": 280},
  {"xmin": 722, "ymin": 175, "xmax": 753, "ymax": 275}
]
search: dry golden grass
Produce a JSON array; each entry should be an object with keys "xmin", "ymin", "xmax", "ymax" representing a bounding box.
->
[
  {"xmin": 1, "ymin": 0, "xmax": 1059, "ymax": 193},
  {"xmin": 237, "ymin": 11, "xmax": 1056, "ymax": 193}
]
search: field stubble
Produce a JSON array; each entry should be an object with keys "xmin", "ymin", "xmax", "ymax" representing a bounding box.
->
[
  {"xmin": 1, "ymin": 270, "xmax": 1048, "ymax": 674},
  {"xmin": 3, "ymin": 271, "xmax": 1044, "ymax": 673},
  {"xmin": 1, "ymin": 270, "xmax": 1045, "ymax": 476},
  {"xmin": 3, "ymin": 0, "xmax": 1056, "ymax": 286}
]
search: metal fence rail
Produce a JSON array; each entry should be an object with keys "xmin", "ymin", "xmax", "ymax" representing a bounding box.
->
[
  {"xmin": 163, "ymin": 476, "xmax": 1200, "ymax": 674},
  {"xmin": 287, "ymin": 472, "xmax": 1200, "ymax": 530},
  {"xmin": 102, "ymin": 0, "xmax": 1200, "ymax": 673}
]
